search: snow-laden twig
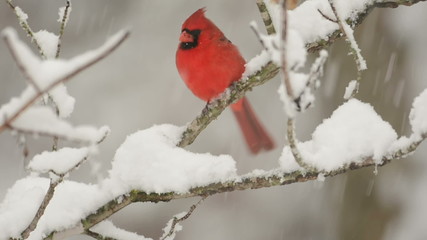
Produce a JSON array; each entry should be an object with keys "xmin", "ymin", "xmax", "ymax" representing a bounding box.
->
[
  {"xmin": 5, "ymin": 0, "xmax": 47, "ymax": 58},
  {"xmin": 56, "ymin": 0, "xmax": 71, "ymax": 58},
  {"xmin": 326, "ymin": 0, "xmax": 366, "ymax": 99},
  {"xmin": 328, "ymin": 0, "xmax": 366, "ymax": 72},
  {"xmin": 21, "ymin": 148, "xmax": 89, "ymax": 239},
  {"xmin": 160, "ymin": 197, "xmax": 207, "ymax": 240},
  {"xmin": 0, "ymin": 28, "xmax": 130, "ymax": 133},
  {"xmin": 20, "ymin": 179, "xmax": 60, "ymax": 239}
]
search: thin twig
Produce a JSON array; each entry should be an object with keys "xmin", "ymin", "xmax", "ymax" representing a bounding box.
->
[
  {"xmin": 256, "ymin": 0, "xmax": 276, "ymax": 35},
  {"xmin": 21, "ymin": 179, "xmax": 61, "ymax": 239},
  {"xmin": 6, "ymin": 0, "xmax": 47, "ymax": 58},
  {"xmin": 249, "ymin": 23, "xmax": 266, "ymax": 48},
  {"xmin": 287, "ymin": 119, "xmax": 315, "ymax": 170},
  {"xmin": 317, "ymin": 9, "xmax": 338, "ymax": 23},
  {"xmin": 56, "ymin": 0, "xmax": 71, "ymax": 58},
  {"xmin": 280, "ymin": 0, "xmax": 294, "ymax": 99},
  {"xmin": 279, "ymin": 0, "xmax": 308, "ymax": 169},
  {"xmin": 160, "ymin": 196, "xmax": 207, "ymax": 240},
  {"xmin": 294, "ymin": 50, "xmax": 328, "ymax": 111},
  {"xmin": 0, "ymin": 31, "xmax": 130, "ymax": 133},
  {"xmin": 327, "ymin": 0, "xmax": 366, "ymax": 99}
]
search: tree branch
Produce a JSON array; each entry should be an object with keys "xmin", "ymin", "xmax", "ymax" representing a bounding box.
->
[
  {"xmin": 77, "ymin": 133, "xmax": 426, "ymax": 235},
  {"xmin": 307, "ymin": 0, "xmax": 427, "ymax": 52},
  {"xmin": 21, "ymin": 179, "xmax": 61, "ymax": 239},
  {"xmin": 0, "ymin": 30, "xmax": 130, "ymax": 133},
  {"xmin": 178, "ymin": 0, "xmax": 425, "ymax": 148},
  {"xmin": 56, "ymin": 0, "xmax": 71, "ymax": 58},
  {"xmin": 5, "ymin": 0, "xmax": 47, "ymax": 58},
  {"xmin": 256, "ymin": 0, "xmax": 276, "ymax": 35},
  {"xmin": 160, "ymin": 196, "xmax": 207, "ymax": 240}
]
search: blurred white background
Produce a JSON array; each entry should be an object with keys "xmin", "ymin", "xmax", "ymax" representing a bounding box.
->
[{"xmin": 1, "ymin": 0, "xmax": 427, "ymax": 239}]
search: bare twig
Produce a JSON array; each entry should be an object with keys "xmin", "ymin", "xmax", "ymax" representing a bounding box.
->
[
  {"xmin": 280, "ymin": 0, "xmax": 294, "ymax": 99},
  {"xmin": 287, "ymin": 119, "xmax": 315, "ymax": 171},
  {"xmin": 256, "ymin": 0, "xmax": 276, "ymax": 35},
  {"xmin": 160, "ymin": 196, "xmax": 207, "ymax": 240},
  {"xmin": 317, "ymin": 9, "xmax": 338, "ymax": 23},
  {"xmin": 0, "ymin": 30, "xmax": 130, "ymax": 133}
]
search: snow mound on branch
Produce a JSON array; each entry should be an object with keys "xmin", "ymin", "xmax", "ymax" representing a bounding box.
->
[
  {"xmin": 280, "ymin": 99, "xmax": 398, "ymax": 172},
  {"xmin": 107, "ymin": 124, "xmax": 237, "ymax": 194},
  {"xmin": 28, "ymin": 147, "xmax": 90, "ymax": 175},
  {"xmin": 0, "ymin": 177, "xmax": 48, "ymax": 239}
]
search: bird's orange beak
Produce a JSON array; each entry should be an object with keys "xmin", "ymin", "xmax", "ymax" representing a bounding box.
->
[{"xmin": 179, "ymin": 31, "xmax": 194, "ymax": 43}]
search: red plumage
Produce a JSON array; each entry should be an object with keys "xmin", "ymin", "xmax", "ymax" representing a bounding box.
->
[{"xmin": 176, "ymin": 8, "xmax": 274, "ymax": 154}]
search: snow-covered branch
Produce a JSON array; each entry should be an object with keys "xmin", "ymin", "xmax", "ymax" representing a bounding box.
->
[
  {"xmin": 160, "ymin": 197, "xmax": 206, "ymax": 240},
  {"xmin": 0, "ymin": 28, "xmax": 130, "ymax": 134},
  {"xmin": 178, "ymin": 0, "xmax": 424, "ymax": 148},
  {"xmin": 1, "ymin": 1, "xmax": 427, "ymax": 240},
  {"xmin": 307, "ymin": 0, "xmax": 427, "ymax": 52}
]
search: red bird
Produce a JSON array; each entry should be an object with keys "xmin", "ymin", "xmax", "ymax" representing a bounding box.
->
[{"xmin": 176, "ymin": 8, "xmax": 274, "ymax": 154}]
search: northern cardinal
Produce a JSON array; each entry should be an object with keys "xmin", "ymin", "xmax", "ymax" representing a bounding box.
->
[{"xmin": 176, "ymin": 8, "xmax": 274, "ymax": 154}]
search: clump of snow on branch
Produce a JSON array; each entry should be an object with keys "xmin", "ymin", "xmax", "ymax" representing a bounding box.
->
[
  {"xmin": 0, "ymin": 177, "xmax": 49, "ymax": 239},
  {"xmin": 344, "ymin": 80, "xmax": 358, "ymax": 99},
  {"xmin": 278, "ymin": 0, "xmax": 373, "ymax": 44},
  {"xmin": 243, "ymin": 50, "xmax": 270, "ymax": 78},
  {"xmin": 0, "ymin": 28, "xmax": 128, "ymax": 128},
  {"xmin": 280, "ymin": 99, "xmax": 398, "ymax": 172},
  {"xmin": 91, "ymin": 220, "xmax": 152, "ymax": 240},
  {"xmin": 14, "ymin": 6, "xmax": 28, "ymax": 22},
  {"xmin": 106, "ymin": 124, "xmax": 237, "ymax": 195},
  {"xmin": 28, "ymin": 147, "xmax": 91, "ymax": 176},
  {"xmin": 58, "ymin": 4, "xmax": 72, "ymax": 26},
  {"xmin": 33, "ymin": 30, "xmax": 59, "ymax": 59}
]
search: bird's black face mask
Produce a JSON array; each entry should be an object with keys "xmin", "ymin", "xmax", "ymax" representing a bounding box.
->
[{"xmin": 179, "ymin": 28, "xmax": 201, "ymax": 50}]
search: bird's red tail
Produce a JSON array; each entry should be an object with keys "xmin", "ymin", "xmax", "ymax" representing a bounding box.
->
[{"xmin": 231, "ymin": 97, "xmax": 275, "ymax": 154}]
